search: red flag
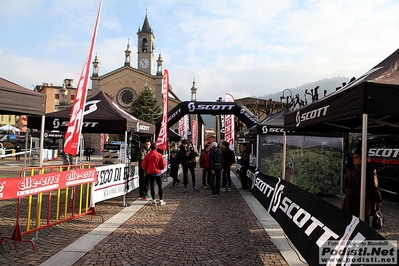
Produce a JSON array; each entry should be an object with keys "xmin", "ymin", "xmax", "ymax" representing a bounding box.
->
[
  {"xmin": 156, "ymin": 69, "xmax": 169, "ymax": 150},
  {"xmin": 225, "ymin": 93, "xmax": 235, "ymax": 150},
  {"xmin": 64, "ymin": 0, "xmax": 103, "ymax": 155}
]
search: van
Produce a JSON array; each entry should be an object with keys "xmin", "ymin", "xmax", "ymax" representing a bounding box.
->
[{"xmin": 347, "ymin": 134, "xmax": 399, "ymax": 199}]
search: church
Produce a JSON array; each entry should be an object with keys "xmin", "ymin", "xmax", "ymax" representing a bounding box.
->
[
  {"xmin": 33, "ymin": 14, "xmax": 206, "ymax": 153},
  {"xmin": 90, "ymin": 14, "xmax": 181, "ymax": 116}
]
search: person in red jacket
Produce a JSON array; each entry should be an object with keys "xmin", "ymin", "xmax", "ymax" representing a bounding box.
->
[
  {"xmin": 141, "ymin": 142, "xmax": 167, "ymax": 206},
  {"xmin": 199, "ymin": 144, "xmax": 212, "ymax": 189}
]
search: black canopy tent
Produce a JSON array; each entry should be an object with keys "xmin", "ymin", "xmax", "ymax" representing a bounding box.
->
[
  {"xmin": 284, "ymin": 47, "xmax": 399, "ymax": 134},
  {"xmin": 284, "ymin": 47, "xmax": 399, "ymax": 220},
  {"xmin": 28, "ymin": 91, "xmax": 155, "ymax": 135},
  {"xmin": 0, "ymin": 77, "xmax": 46, "ymax": 116},
  {"xmin": 0, "ymin": 77, "xmax": 46, "ymax": 164},
  {"xmin": 28, "ymin": 91, "xmax": 156, "ymax": 161}
]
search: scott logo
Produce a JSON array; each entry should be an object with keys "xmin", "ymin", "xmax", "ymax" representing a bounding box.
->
[
  {"xmin": 296, "ymin": 105, "xmax": 329, "ymax": 127},
  {"xmin": 188, "ymin": 102, "xmax": 235, "ymax": 113},
  {"xmin": 262, "ymin": 126, "xmax": 284, "ymax": 134},
  {"xmin": 53, "ymin": 118, "xmax": 60, "ymax": 129},
  {"xmin": 368, "ymin": 148, "xmax": 399, "ymax": 158}
]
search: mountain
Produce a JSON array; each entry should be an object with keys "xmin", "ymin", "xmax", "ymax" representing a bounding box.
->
[
  {"xmin": 258, "ymin": 76, "xmax": 352, "ymax": 102},
  {"xmin": 202, "ymin": 76, "xmax": 353, "ymax": 129}
]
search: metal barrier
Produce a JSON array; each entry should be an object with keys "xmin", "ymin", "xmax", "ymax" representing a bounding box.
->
[{"xmin": 0, "ymin": 164, "xmax": 103, "ymax": 250}]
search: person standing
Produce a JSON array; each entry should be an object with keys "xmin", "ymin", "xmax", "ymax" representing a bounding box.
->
[
  {"xmin": 221, "ymin": 141, "xmax": 235, "ymax": 192},
  {"xmin": 141, "ymin": 142, "xmax": 167, "ymax": 206},
  {"xmin": 199, "ymin": 144, "xmax": 212, "ymax": 189},
  {"xmin": 178, "ymin": 139, "xmax": 199, "ymax": 193},
  {"xmin": 84, "ymin": 145, "xmax": 92, "ymax": 161},
  {"xmin": 238, "ymin": 143, "xmax": 250, "ymax": 191},
  {"xmin": 169, "ymin": 142, "xmax": 181, "ymax": 187},
  {"xmin": 139, "ymin": 139, "xmax": 151, "ymax": 200},
  {"xmin": 15, "ymin": 143, "xmax": 22, "ymax": 161},
  {"xmin": 209, "ymin": 142, "xmax": 224, "ymax": 197},
  {"xmin": 342, "ymin": 150, "xmax": 382, "ymax": 221}
]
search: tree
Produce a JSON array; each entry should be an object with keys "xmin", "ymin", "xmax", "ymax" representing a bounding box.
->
[
  {"xmin": 129, "ymin": 84, "xmax": 162, "ymax": 161},
  {"xmin": 130, "ymin": 84, "xmax": 162, "ymax": 124}
]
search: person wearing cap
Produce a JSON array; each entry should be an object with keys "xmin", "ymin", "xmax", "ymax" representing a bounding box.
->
[{"xmin": 209, "ymin": 142, "xmax": 224, "ymax": 197}]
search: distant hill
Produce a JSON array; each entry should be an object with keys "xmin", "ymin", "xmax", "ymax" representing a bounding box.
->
[
  {"xmin": 258, "ymin": 76, "xmax": 352, "ymax": 102},
  {"xmin": 203, "ymin": 76, "xmax": 354, "ymax": 129}
]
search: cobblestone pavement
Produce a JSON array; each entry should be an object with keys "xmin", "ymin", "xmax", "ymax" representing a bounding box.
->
[
  {"xmin": 1, "ymin": 155, "xmax": 398, "ymax": 265},
  {"xmin": 0, "ymin": 157, "xmax": 289, "ymax": 266}
]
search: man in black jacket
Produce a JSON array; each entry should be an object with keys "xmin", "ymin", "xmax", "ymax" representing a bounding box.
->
[
  {"xmin": 178, "ymin": 139, "xmax": 199, "ymax": 193},
  {"xmin": 209, "ymin": 142, "xmax": 224, "ymax": 196},
  {"xmin": 221, "ymin": 141, "xmax": 235, "ymax": 192}
]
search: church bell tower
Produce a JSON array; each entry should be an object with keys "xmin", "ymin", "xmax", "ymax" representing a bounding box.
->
[{"xmin": 137, "ymin": 14, "xmax": 155, "ymax": 74}]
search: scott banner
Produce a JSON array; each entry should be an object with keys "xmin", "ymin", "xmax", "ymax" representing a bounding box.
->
[{"xmin": 248, "ymin": 169, "xmax": 397, "ymax": 265}]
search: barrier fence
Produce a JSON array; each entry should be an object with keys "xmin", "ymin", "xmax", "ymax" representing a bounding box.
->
[{"xmin": 0, "ymin": 164, "xmax": 101, "ymax": 250}]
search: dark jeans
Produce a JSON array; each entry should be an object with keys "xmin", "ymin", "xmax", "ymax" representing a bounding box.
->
[
  {"xmin": 139, "ymin": 168, "xmax": 149, "ymax": 197},
  {"xmin": 148, "ymin": 174, "xmax": 163, "ymax": 200},
  {"xmin": 170, "ymin": 164, "xmax": 179, "ymax": 186},
  {"xmin": 239, "ymin": 167, "xmax": 248, "ymax": 190},
  {"xmin": 202, "ymin": 168, "xmax": 211, "ymax": 186},
  {"xmin": 222, "ymin": 166, "xmax": 232, "ymax": 188},
  {"xmin": 209, "ymin": 166, "xmax": 222, "ymax": 195},
  {"xmin": 182, "ymin": 162, "xmax": 196, "ymax": 188}
]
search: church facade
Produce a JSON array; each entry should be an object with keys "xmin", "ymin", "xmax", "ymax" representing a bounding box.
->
[{"xmin": 90, "ymin": 14, "xmax": 181, "ymax": 113}]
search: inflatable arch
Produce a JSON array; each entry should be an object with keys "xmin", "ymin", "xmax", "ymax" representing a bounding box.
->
[{"xmin": 155, "ymin": 101, "xmax": 259, "ymax": 135}]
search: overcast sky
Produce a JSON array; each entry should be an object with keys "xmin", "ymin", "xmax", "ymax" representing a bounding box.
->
[{"xmin": 1, "ymin": 0, "xmax": 399, "ymax": 102}]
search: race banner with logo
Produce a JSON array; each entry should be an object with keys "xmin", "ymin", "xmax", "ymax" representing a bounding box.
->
[
  {"xmin": 0, "ymin": 169, "xmax": 98, "ymax": 200},
  {"xmin": 192, "ymin": 119, "xmax": 198, "ymax": 146},
  {"xmin": 225, "ymin": 93, "xmax": 235, "ymax": 150},
  {"xmin": 156, "ymin": 69, "xmax": 169, "ymax": 150},
  {"xmin": 100, "ymin": 133, "xmax": 107, "ymax": 152},
  {"xmin": 92, "ymin": 164, "xmax": 138, "ymax": 203},
  {"xmin": 248, "ymin": 169, "xmax": 397, "ymax": 265},
  {"xmin": 64, "ymin": 0, "xmax": 102, "ymax": 155},
  {"xmin": 179, "ymin": 115, "xmax": 188, "ymax": 139}
]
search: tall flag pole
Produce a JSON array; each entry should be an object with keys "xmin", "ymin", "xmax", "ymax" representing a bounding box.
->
[
  {"xmin": 64, "ymin": 0, "xmax": 103, "ymax": 155},
  {"xmin": 225, "ymin": 93, "xmax": 235, "ymax": 150},
  {"xmin": 156, "ymin": 69, "xmax": 169, "ymax": 150}
]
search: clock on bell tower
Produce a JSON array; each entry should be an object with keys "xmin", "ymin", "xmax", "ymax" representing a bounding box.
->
[{"xmin": 137, "ymin": 14, "xmax": 155, "ymax": 74}]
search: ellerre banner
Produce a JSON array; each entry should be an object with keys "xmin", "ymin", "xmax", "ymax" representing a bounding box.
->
[
  {"xmin": 0, "ymin": 169, "xmax": 98, "ymax": 200},
  {"xmin": 248, "ymin": 169, "xmax": 397, "ymax": 265}
]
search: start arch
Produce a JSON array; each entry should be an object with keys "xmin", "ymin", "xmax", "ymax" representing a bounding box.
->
[{"xmin": 156, "ymin": 101, "xmax": 259, "ymax": 135}]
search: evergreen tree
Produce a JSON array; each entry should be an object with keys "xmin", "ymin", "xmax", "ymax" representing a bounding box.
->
[
  {"xmin": 129, "ymin": 84, "xmax": 162, "ymax": 161},
  {"xmin": 130, "ymin": 84, "xmax": 162, "ymax": 124}
]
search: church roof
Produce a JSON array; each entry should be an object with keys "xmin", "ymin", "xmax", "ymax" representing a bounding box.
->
[{"xmin": 140, "ymin": 14, "xmax": 152, "ymax": 34}]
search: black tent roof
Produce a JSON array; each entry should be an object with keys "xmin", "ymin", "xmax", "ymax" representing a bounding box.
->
[
  {"xmin": 0, "ymin": 77, "xmax": 46, "ymax": 116},
  {"xmin": 284, "ymin": 47, "xmax": 399, "ymax": 134},
  {"xmin": 28, "ymin": 91, "xmax": 155, "ymax": 135},
  {"xmin": 237, "ymin": 108, "xmax": 290, "ymax": 139}
]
